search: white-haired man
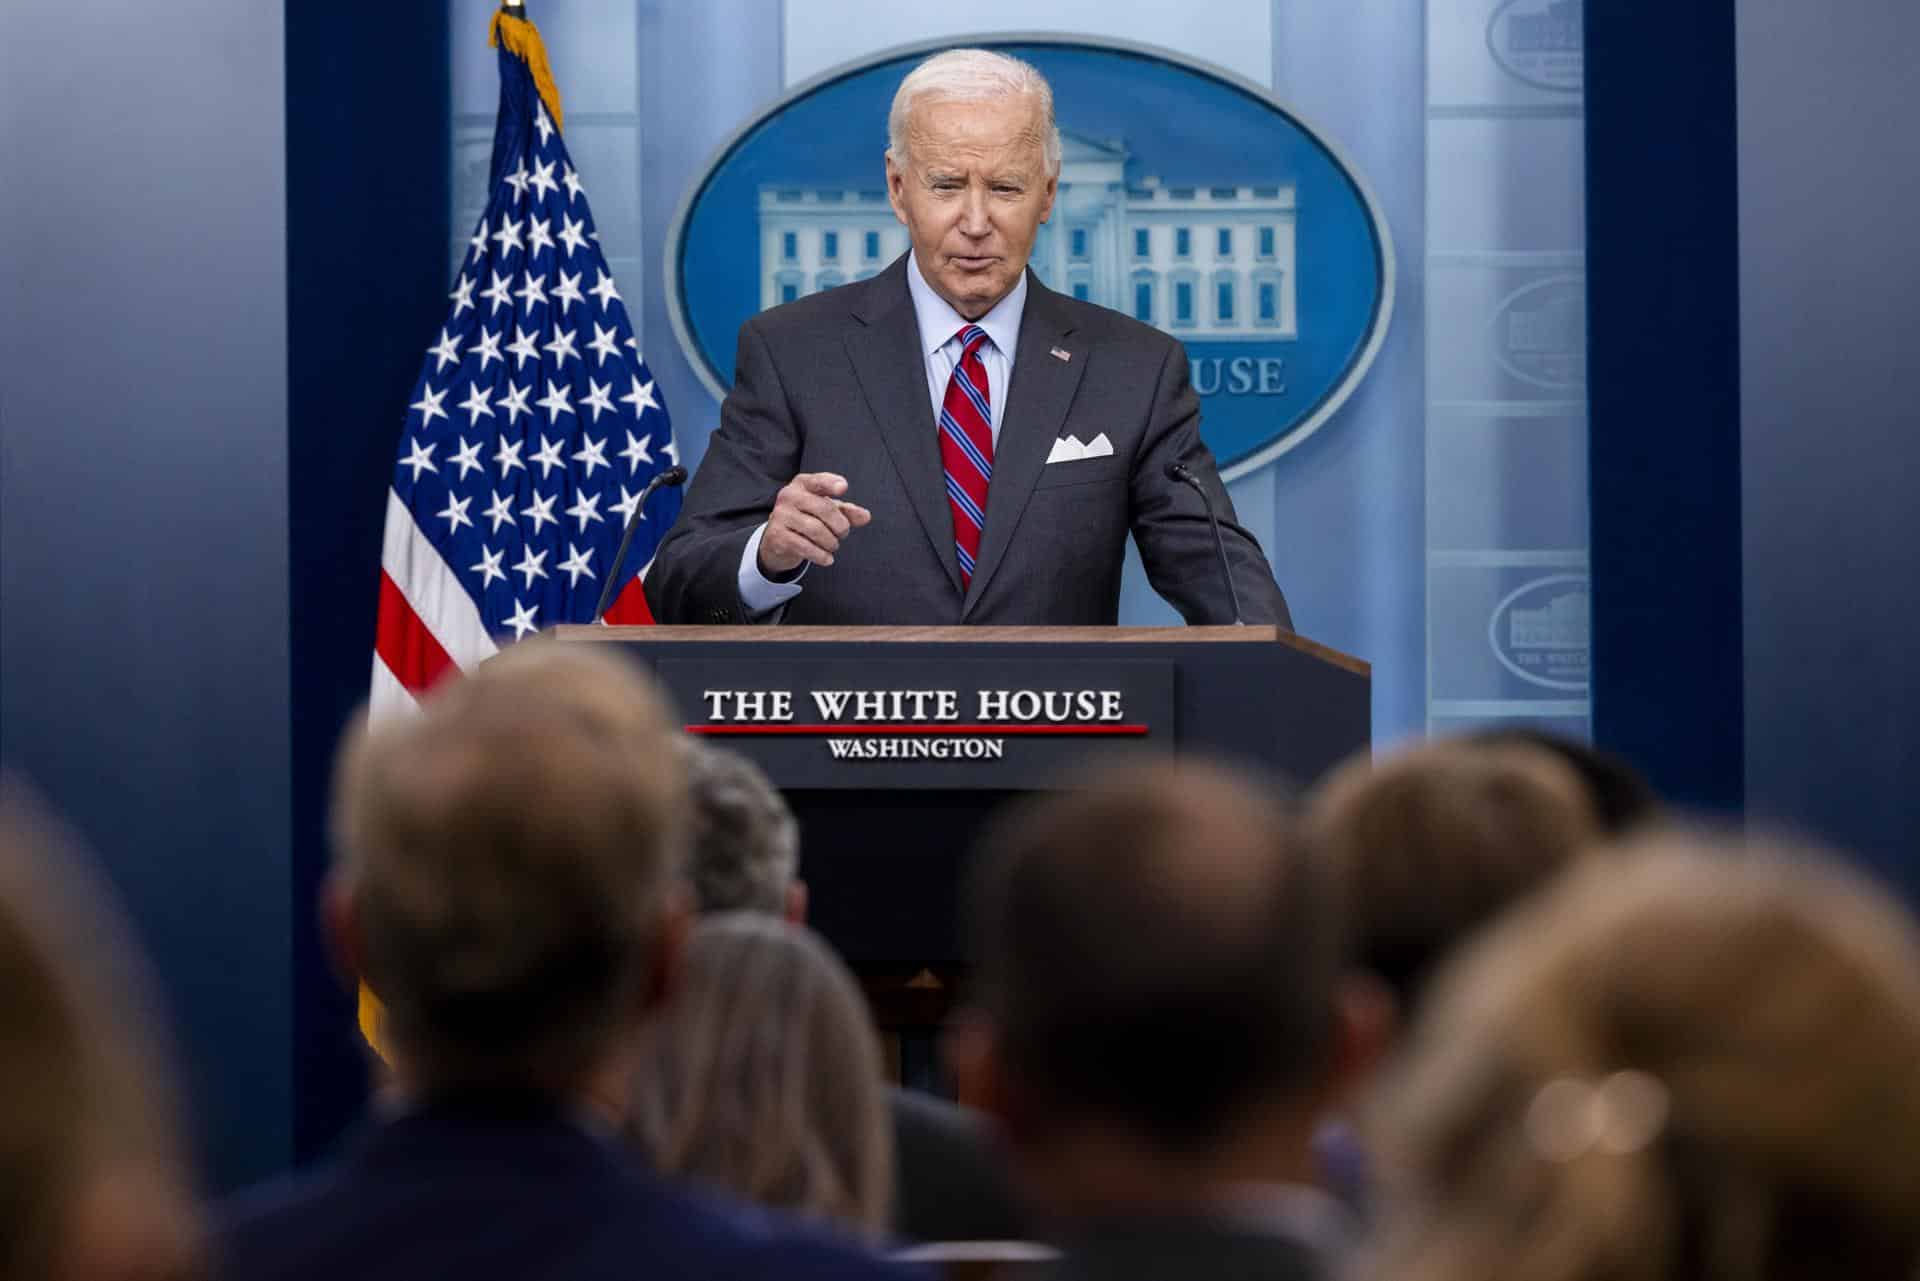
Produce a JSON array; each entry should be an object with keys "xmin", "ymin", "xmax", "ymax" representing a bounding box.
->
[{"xmin": 648, "ymin": 48, "xmax": 1291, "ymax": 628}]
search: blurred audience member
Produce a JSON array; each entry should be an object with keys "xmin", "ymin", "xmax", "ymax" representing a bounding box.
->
[
  {"xmin": 219, "ymin": 649, "xmax": 908, "ymax": 1281},
  {"xmin": 0, "ymin": 778, "xmax": 202, "ymax": 1281},
  {"xmin": 1468, "ymin": 727, "xmax": 1660, "ymax": 834},
  {"xmin": 629, "ymin": 912, "xmax": 891, "ymax": 1237},
  {"xmin": 954, "ymin": 759, "xmax": 1381, "ymax": 1281},
  {"xmin": 675, "ymin": 738, "xmax": 1027, "ymax": 1244},
  {"xmin": 680, "ymin": 738, "xmax": 806, "ymax": 919},
  {"xmin": 1365, "ymin": 833, "xmax": 1920, "ymax": 1281},
  {"xmin": 1309, "ymin": 738, "xmax": 1605, "ymax": 1020}
]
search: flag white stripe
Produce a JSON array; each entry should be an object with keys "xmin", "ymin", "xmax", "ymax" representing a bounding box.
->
[
  {"xmin": 380, "ymin": 487, "xmax": 499, "ymax": 672},
  {"xmin": 368, "ymin": 652, "xmax": 422, "ymax": 722}
]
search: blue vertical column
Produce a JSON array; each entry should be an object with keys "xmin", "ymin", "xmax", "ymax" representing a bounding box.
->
[
  {"xmin": 289, "ymin": 2, "xmax": 450, "ymax": 1163},
  {"xmin": 1584, "ymin": 0, "xmax": 1743, "ymax": 811}
]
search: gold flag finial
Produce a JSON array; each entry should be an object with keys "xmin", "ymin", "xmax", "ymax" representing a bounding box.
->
[{"xmin": 489, "ymin": 6, "xmax": 564, "ymax": 135}]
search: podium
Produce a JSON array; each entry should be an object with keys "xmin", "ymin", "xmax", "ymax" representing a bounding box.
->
[{"xmin": 556, "ymin": 625, "xmax": 1368, "ymax": 968}]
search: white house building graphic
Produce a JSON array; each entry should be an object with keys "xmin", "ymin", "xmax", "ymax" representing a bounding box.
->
[{"xmin": 757, "ymin": 134, "xmax": 1299, "ymax": 342}]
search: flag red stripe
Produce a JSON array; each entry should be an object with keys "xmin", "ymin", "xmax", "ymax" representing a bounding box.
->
[
  {"xmin": 375, "ymin": 569, "xmax": 458, "ymax": 694},
  {"xmin": 601, "ymin": 575, "xmax": 656, "ymax": 625}
]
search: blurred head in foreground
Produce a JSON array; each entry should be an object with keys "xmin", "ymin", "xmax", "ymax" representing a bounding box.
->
[
  {"xmin": 328, "ymin": 643, "xmax": 689, "ymax": 1108},
  {"xmin": 628, "ymin": 913, "xmax": 891, "ymax": 1237},
  {"xmin": 0, "ymin": 779, "xmax": 201, "ymax": 1281},
  {"xmin": 1367, "ymin": 832, "xmax": 1920, "ymax": 1281},
  {"xmin": 956, "ymin": 758, "xmax": 1379, "ymax": 1221},
  {"xmin": 1466, "ymin": 727, "xmax": 1660, "ymax": 836},
  {"xmin": 677, "ymin": 738, "xmax": 805, "ymax": 921},
  {"xmin": 1308, "ymin": 737, "xmax": 1606, "ymax": 1022}
]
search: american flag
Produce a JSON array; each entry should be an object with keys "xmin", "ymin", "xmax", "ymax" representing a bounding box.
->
[{"xmin": 370, "ymin": 24, "xmax": 679, "ymax": 716}]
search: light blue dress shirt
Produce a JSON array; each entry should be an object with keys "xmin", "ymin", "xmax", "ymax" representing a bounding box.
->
[{"xmin": 735, "ymin": 252, "xmax": 1029, "ymax": 616}]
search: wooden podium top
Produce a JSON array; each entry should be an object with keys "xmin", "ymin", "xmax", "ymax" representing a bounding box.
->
[{"xmin": 551, "ymin": 623, "xmax": 1368, "ymax": 677}]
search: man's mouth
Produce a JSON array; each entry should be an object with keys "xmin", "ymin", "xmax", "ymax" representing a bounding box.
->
[{"xmin": 950, "ymin": 255, "xmax": 997, "ymax": 270}]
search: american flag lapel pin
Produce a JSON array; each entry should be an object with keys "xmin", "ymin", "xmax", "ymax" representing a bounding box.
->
[{"xmin": 1050, "ymin": 346, "xmax": 1072, "ymax": 362}]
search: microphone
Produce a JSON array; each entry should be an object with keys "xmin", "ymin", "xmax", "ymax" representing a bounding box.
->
[
  {"xmin": 593, "ymin": 465, "xmax": 688, "ymax": 623},
  {"xmin": 1164, "ymin": 461, "xmax": 1246, "ymax": 625}
]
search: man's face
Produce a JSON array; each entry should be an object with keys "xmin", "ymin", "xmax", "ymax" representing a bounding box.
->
[{"xmin": 886, "ymin": 94, "xmax": 1057, "ymax": 321}]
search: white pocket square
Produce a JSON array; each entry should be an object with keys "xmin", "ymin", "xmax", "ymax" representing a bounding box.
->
[{"xmin": 1045, "ymin": 432, "xmax": 1114, "ymax": 464}]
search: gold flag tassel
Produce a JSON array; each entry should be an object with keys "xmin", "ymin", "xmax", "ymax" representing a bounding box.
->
[{"xmin": 489, "ymin": 6, "xmax": 565, "ymax": 135}]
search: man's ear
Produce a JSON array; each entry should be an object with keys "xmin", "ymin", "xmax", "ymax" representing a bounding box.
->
[
  {"xmin": 319, "ymin": 874, "xmax": 365, "ymax": 994},
  {"xmin": 784, "ymin": 878, "xmax": 809, "ymax": 926},
  {"xmin": 884, "ymin": 151, "xmax": 909, "ymax": 225},
  {"xmin": 1325, "ymin": 972, "xmax": 1397, "ymax": 1109}
]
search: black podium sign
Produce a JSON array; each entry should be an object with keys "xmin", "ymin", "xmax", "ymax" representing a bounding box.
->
[
  {"xmin": 558, "ymin": 625, "xmax": 1369, "ymax": 963},
  {"xmin": 659, "ymin": 656, "xmax": 1176, "ymax": 789}
]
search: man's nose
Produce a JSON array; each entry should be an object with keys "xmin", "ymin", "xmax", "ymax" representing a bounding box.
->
[{"xmin": 958, "ymin": 186, "xmax": 991, "ymax": 237}]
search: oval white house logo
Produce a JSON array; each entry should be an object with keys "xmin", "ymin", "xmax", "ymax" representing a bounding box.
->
[
  {"xmin": 1489, "ymin": 573, "xmax": 1591, "ymax": 692},
  {"xmin": 666, "ymin": 36, "xmax": 1394, "ymax": 477},
  {"xmin": 1492, "ymin": 273, "xmax": 1586, "ymax": 392},
  {"xmin": 1486, "ymin": 0, "xmax": 1584, "ymax": 94}
]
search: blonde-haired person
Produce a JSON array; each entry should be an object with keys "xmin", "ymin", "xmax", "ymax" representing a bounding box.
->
[
  {"xmin": 629, "ymin": 912, "xmax": 893, "ymax": 1239},
  {"xmin": 0, "ymin": 778, "xmax": 202, "ymax": 1281},
  {"xmin": 1363, "ymin": 832, "xmax": 1920, "ymax": 1281},
  {"xmin": 1308, "ymin": 736, "xmax": 1607, "ymax": 1019},
  {"xmin": 355, "ymin": 639, "xmax": 694, "ymax": 1066},
  {"xmin": 223, "ymin": 655, "xmax": 913, "ymax": 1281}
]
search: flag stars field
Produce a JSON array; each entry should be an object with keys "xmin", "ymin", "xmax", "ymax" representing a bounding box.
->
[{"xmin": 373, "ymin": 25, "xmax": 682, "ymax": 716}]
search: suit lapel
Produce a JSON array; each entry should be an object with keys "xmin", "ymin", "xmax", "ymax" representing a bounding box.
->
[
  {"xmin": 961, "ymin": 274, "xmax": 1085, "ymax": 618},
  {"xmin": 845, "ymin": 258, "xmax": 963, "ymax": 596}
]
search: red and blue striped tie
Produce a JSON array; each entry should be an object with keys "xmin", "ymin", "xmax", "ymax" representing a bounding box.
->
[{"xmin": 939, "ymin": 325, "xmax": 994, "ymax": 589}]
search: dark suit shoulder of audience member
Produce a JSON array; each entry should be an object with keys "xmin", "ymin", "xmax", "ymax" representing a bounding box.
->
[
  {"xmin": 217, "ymin": 1097, "xmax": 917, "ymax": 1281},
  {"xmin": 890, "ymin": 1086, "xmax": 1028, "ymax": 1244}
]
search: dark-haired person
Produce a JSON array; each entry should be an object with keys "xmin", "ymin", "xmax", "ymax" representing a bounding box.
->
[{"xmin": 952, "ymin": 760, "xmax": 1385, "ymax": 1281}]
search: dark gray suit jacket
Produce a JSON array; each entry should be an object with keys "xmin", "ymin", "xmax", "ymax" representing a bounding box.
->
[
  {"xmin": 646, "ymin": 257, "xmax": 1290, "ymax": 628},
  {"xmin": 889, "ymin": 1087, "xmax": 1026, "ymax": 1244},
  {"xmin": 1040, "ymin": 1219, "xmax": 1326, "ymax": 1281}
]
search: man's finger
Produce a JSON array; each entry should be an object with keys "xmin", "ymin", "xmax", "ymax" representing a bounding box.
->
[
  {"xmin": 788, "ymin": 489, "xmax": 848, "ymax": 524},
  {"xmin": 797, "ymin": 472, "xmax": 849, "ymax": 497},
  {"xmin": 836, "ymin": 501, "xmax": 874, "ymax": 527},
  {"xmin": 770, "ymin": 525, "xmax": 835, "ymax": 568},
  {"xmin": 781, "ymin": 511, "xmax": 842, "ymax": 558}
]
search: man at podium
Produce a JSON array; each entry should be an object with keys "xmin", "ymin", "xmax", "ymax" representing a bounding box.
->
[{"xmin": 646, "ymin": 48, "xmax": 1290, "ymax": 629}]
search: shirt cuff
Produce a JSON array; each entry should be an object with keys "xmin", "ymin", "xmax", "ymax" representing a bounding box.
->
[{"xmin": 737, "ymin": 523, "xmax": 807, "ymax": 618}]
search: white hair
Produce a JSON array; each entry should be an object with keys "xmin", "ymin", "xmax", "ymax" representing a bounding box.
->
[{"xmin": 886, "ymin": 48, "xmax": 1062, "ymax": 176}]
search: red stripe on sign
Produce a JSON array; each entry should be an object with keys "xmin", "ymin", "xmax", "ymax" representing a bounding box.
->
[
  {"xmin": 601, "ymin": 575, "xmax": 657, "ymax": 626},
  {"xmin": 686, "ymin": 724, "xmax": 1150, "ymax": 737},
  {"xmin": 375, "ymin": 569, "xmax": 457, "ymax": 695}
]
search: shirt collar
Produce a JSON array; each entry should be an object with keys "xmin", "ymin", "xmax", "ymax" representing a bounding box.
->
[{"xmin": 907, "ymin": 249, "xmax": 1027, "ymax": 361}]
